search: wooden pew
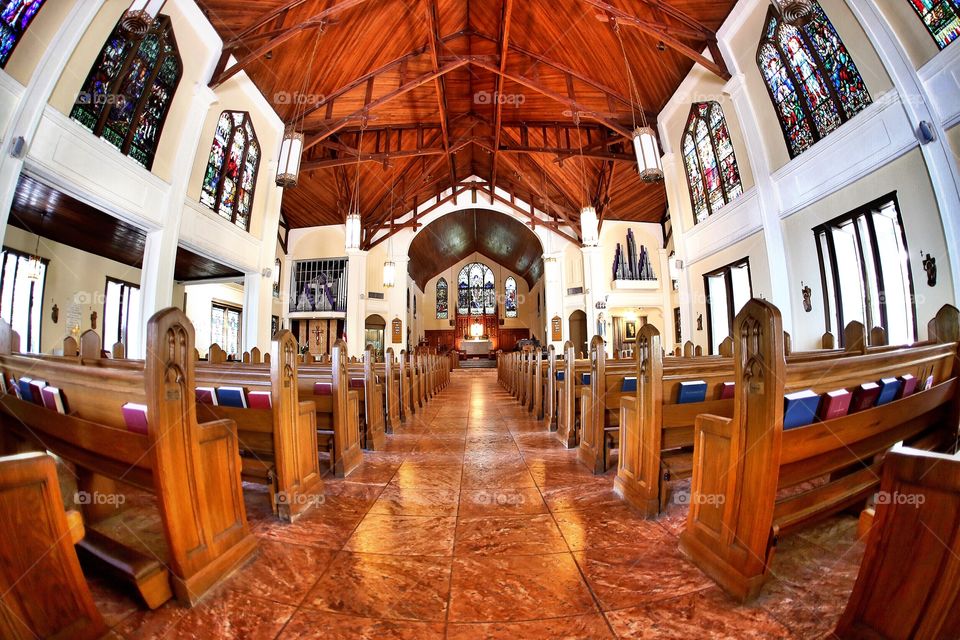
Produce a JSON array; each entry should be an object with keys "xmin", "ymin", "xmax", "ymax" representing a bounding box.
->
[
  {"xmin": 346, "ymin": 346, "xmax": 386, "ymax": 449},
  {"xmin": 544, "ymin": 345, "xmax": 560, "ymax": 430},
  {"xmin": 679, "ymin": 300, "xmax": 960, "ymax": 602},
  {"xmin": 530, "ymin": 347, "xmax": 543, "ymax": 416},
  {"xmin": 556, "ymin": 341, "xmax": 591, "ymax": 448},
  {"xmin": 194, "ymin": 330, "xmax": 322, "ymax": 522},
  {"xmin": 0, "ymin": 452, "xmax": 107, "ymax": 640},
  {"xmin": 297, "ymin": 340, "xmax": 363, "ymax": 477},
  {"xmin": 381, "ymin": 348, "xmax": 402, "ymax": 432},
  {"xmin": 578, "ymin": 335, "xmax": 638, "ymax": 474},
  {"xmin": 835, "ymin": 444, "xmax": 960, "ymax": 639},
  {"xmin": 615, "ymin": 325, "xmax": 736, "ymax": 516},
  {"xmin": 0, "ymin": 309, "xmax": 257, "ymax": 607},
  {"xmin": 399, "ymin": 349, "xmax": 413, "ymax": 419}
]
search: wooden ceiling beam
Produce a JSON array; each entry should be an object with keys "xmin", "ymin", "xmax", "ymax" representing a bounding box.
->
[
  {"xmin": 490, "ymin": 0, "xmax": 514, "ymax": 194},
  {"xmin": 209, "ymin": 0, "xmax": 376, "ymax": 88},
  {"xmin": 302, "ymin": 59, "xmax": 470, "ymax": 150},
  {"xmin": 423, "ymin": 0, "xmax": 458, "ymax": 192},
  {"xmin": 578, "ymin": 0, "xmax": 730, "ymax": 80}
]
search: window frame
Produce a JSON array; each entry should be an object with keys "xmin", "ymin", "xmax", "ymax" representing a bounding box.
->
[
  {"xmin": 703, "ymin": 257, "xmax": 753, "ymax": 355},
  {"xmin": 70, "ymin": 14, "xmax": 182, "ymax": 170},
  {"xmin": 436, "ymin": 277, "xmax": 448, "ymax": 319},
  {"xmin": 0, "ymin": 246, "xmax": 48, "ymax": 353},
  {"xmin": 907, "ymin": 0, "xmax": 960, "ymax": 50},
  {"xmin": 102, "ymin": 275, "xmax": 139, "ymax": 350},
  {"xmin": 813, "ymin": 191, "xmax": 918, "ymax": 345},
  {"xmin": 200, "ymin": 110, "xmax": 261, "ymax": 230},
  {"xmin": 210, "ymin": 301, "xmax": 243, "ymax": 356},
  {"xmin": 755, "ymin": 3, "xmax": 871, "ymax": 159},
  {"xmin": 504, "ymin": 276, "xmax": 518, "ymax": 318},
  {"xmin": 0, "ymin": 0, "xmax": 46, "ymax": 68},
  {"xmin": 682, "ymin": 101, "xmax": 743, "ymax": 224}
]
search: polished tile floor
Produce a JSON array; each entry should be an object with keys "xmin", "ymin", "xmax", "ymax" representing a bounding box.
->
[{"xmin": 91, "ymin": 370, "xmax": 865, "ymax": 639}]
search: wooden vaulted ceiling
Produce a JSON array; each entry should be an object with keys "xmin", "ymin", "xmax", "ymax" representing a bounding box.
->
[
  {"xmin": 407, "ymin": 209, "xmax": 543, "ymax": 289},
  {"xmin": 197, "ymin": 0, "xmax": 736, "ymax": 248}
]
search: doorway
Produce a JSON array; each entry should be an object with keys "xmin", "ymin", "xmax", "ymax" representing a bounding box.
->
[{"xmin": 568, "ymin": 310, "xmax": 587, "ymax": 357}]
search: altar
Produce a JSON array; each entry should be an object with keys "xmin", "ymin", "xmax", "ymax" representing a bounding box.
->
[{"xmin": 461, "ymin": 339, "xmax": 491, "ymax": 356}]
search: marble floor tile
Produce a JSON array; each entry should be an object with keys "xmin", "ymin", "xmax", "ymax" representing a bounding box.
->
[
  {"xmin": 303, "ymin": 552, "xmax": 452, "ymax": 621},
  {"xmin": 448, "ymin": 553, "xmax": 597, "ymax": 622},
  {"xmin": 220, "ymin": 539, "xmax": 336, "ymax": 606},
  {"xmin": 279, "ymin": 609, "xmax": 446, "ymax": 639},
  {"xmin": 455, "ymin": 514, "xmax": 569, "ymax": 555},
  {"xmin": 344, "ymin": 513, "xmax": 457, "ymax": 556},
  {"xmin": 447, "ymin": 614, "xmax": 615, "ymax": 639},
  {"xmin": 553, "ymin": 504, "xmax": 665, "ymax": 551},
  {"xmin": 368, "ymin": 484, "xmax": 461, "ymax": 517},
  {"xmin": 458, "ymin": 486, "xmax": 549, "ymax": 516}
]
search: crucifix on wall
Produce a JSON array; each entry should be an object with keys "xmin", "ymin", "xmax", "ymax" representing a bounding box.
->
[{"xmin": 312, "ymin": 324, "xmax": 325, "ymax": 346}]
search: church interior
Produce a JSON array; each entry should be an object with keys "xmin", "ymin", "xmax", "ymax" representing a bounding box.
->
[{"xmin": 1, "ymin": 0, "xmax": 959, "ymax": 638}]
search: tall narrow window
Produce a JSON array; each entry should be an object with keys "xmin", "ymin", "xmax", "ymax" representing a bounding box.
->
[
  {"xmin": 0, "ymin": 0, "xmax": 44, "ymax": 67},
  {"xmin": 703, "ymin": 258, "xmax": 752, "ymax": 355},
  {"xmin": 103, "ymin": 277, "xmax": 140, "ymax": 353},
  {"xmin": 456, "ymin": 263, "xmax": 495, "ymax": 316},
  {"xmin": 504, "ymin": 277, "xmax": 518, "ymax": 318},
  {"xmin": 907, "ymin": 0, "xmax": 960, "ymax": 49},
  {"xmin": 682, "ymin": 102, "xmax": 743, "ymax": 224},
  {"xmin": 70, "ymin": 15, "xmax": 181, "ymax": 170},
  {"xmin": 200, "ymin": 111, "xmax": 260, "ymax": 231},
  {"xmin": 757, "ymin": 3, "xmax": 871, "ymax": 158},
  {"xmin": 436, "ymin": 277, "xmax": 448, "ymax": 319},
  {"xmin": 0, "ymin": 247, "xmax": 46, "ymax": 353},
  {"xmin": 815, "ymin": 193, "xmax": 916, "ymax": 345},
  {"xmin": 211, "ymin": 302, "xmax": 242, "ymax": 357}
]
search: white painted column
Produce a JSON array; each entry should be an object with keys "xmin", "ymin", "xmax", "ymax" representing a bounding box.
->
[
  {"xmin": 659, "ymin": 151, "xmax": 696, "ymax": 345},
  {"xmin": 385, "ymin": 255, "xmax": 409, "ymax": 357},
  {"xmin": 247, "ymin": 159, "xmax": 283, "ymax": 351},
  {"xmin": 581, "ymin": 245, "xmax": 608, "ymax": 353},
  {"xmin": 722, "ymin": 73, "xmax": 795, "ymax": 331},
  {"xmin": 346, "ymin": 248, "xmax": 368, "ymax": 356},
  {"xmin": 0, "ymin": 0, "xmax": 106, "ymax": 248},
  {"xmin": 542, "ymin": 252, "xmax": 566, "ymax": 349},
  {"xmin": 657, "ymin": 248, "xmax": 676, "ymax": 346},
  {"xmin": 846, "ymin": 0, "xmax": 960, "ymax": 306},
  {"xmin": 138, "ymin": 84, "xmax": 219, "ymax": 358}
]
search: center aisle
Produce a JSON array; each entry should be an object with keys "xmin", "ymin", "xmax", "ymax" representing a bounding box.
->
[{"xmin": 107, "ymin": 369, "xmax": 863, "ymax": 639}]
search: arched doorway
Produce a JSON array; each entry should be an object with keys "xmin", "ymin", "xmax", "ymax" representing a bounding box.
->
[
  {"xmin": 569, "ymin": 310, "xmax": 587, "ymax": 357},
  {"xmin": 364, "ymin": 314, "xmax": 386, "ymax": 359}
]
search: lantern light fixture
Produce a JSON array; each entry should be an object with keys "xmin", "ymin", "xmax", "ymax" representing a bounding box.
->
[
  {"xmin": 633, "ymin": 127, "xmax": 664, "ymax": 183},
  {"xmin": 771, "ymin": 0, "xmax": 815, "ymax": 26},
  {"xmin": 580, "ymin": 206, "xmax": 599, "ymax": 247},
  {"xmin": 120, "ymin": 0, "xmax": 165, "ymax": 38},
  {"xmin": 275, "ymin": 128, "xmax": 303, "ymax": 188}
]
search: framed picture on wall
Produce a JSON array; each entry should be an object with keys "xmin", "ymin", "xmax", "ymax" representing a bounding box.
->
[{"xmin": 624, "ymin": 320, "xmax": 637, "ymax": 342}]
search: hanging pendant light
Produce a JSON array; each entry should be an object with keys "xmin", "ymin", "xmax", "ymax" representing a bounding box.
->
[
  {"xmin": 25, "ymin": 232, "xmax": 42, "ymax": 281},
  {"xmin": 580, "ymin": 206, "xmax": 599, "ymax": 247},
  {"xmin": 771, "ymin": 0, "xmax": 815, "ymax": 26},
  {"xmin": 345, "ymin": 124, "xmax": 365, "ymax": 250},
  {"xmin": 275, "ymin": 26, "xmax": 324, "ymax": 188},
  {"xmin": 633, "ymin": 127, "xmax": 664, "ymax": 183},
  {"xmin": 275, "ymin": 128, "xmax": 303, "ymax": 188},
  {"xmin": 616, "ymin": 22, "xmax": 664, "ymax": 184},
  {"xmin": 120, "ymin": 0, "xmax": 165, "ymax": 38},
  {"xmin": 382, "ymin": 260, "xmax": 396, "ymax": 288}
]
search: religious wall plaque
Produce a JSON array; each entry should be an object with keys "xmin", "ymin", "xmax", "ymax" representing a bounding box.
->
[
  {"xmin": 392, "ymin": 318, "xmax": 403, "ymax": 343},
  {"xmin": 551, "ymin": 315, "xmax": 562, "ymax": 341}
]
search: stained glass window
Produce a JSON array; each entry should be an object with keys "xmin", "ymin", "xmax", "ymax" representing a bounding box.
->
[
  {"xmin": 456, "ymin": 263, "xmax": 495, "ymax": 316},
  {"xmin": 756, "ymin": 3, "xmax": 871, "ymax": 158},
  {"xmin": 436, "ymin": 277, "xmax": 448, "ymax": 319},
  {"xmin": 0, "ymin": 0, "xmax": 44, "ymax": 68},
  {"xmin": 504, "ymin": 277, "xmax": 518, "ymax": 318},
  {"xmin": 201, "ymin": 111, "xmax": 260, "ymax": 230},
  {"xmin": 70, "ymin": 15, "xmax": 181, "ymax": 170},
  {"xmin": 211, "ymin": 303, "xmax": 241, "ymax": 358},
  {"xmin": 908, "ymin": 0, "xmax": 960, "ymax": 49},
  {"xmin": 682, "ymin": 102, "xmax": 743, "ymax": 224}
]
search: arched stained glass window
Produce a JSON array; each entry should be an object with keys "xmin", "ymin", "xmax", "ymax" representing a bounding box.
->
[
  {"xmin": 504, "ymin": 277, "xmax": 518, "ymax": 318},
  {"xmin": 456, "ymin": 263, "xmax": 495, "ymax": 316},
  {"xmin": 756, "ymin": 3, "xmax": 871, "ymax": 158},
  {"xmin": 682, "ymin": 102, "xmax": 742, "ymax": 224},
  {"xmin": 907, "ymin": 0, "xmax": 960, "ymax": 49},
  {"xmin": 70, "ymin": 15, "xmax": 181, "ymax": 170},
  {"xmin": 436, "ymin": 278, "xmax": 448, "ymax": 319},
  {"xmin": 0, "ymin": 0, "xmax": 44, "ymax": 67},
  {"xmin": 201, "ymin": 111, "xmax": 260, "ymax": 230}
]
